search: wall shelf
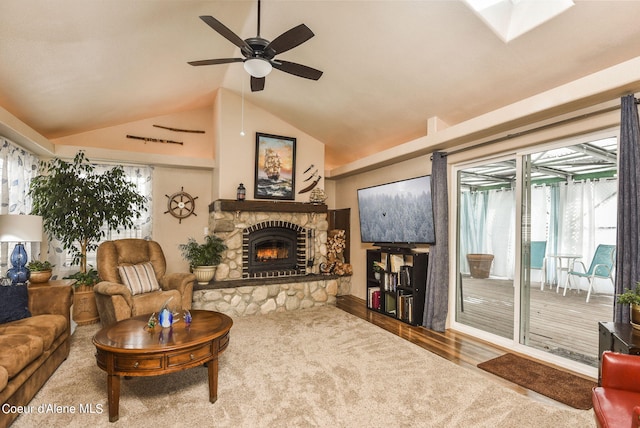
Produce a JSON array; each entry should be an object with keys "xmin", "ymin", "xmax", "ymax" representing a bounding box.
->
[{"xmin": 209, "ymin": 199, "xmax": 327, "ymax": 214}]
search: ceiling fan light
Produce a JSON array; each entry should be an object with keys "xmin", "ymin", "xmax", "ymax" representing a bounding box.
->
[{"xmin": 244, "ymin": 58, "xmax": 272, "ymax": 78}]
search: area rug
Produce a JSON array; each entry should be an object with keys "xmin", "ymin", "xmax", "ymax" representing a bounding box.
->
[
  {"xmin": 477, "ymin": 353, "xmax": 597, "ymax": 410},
  {"xmin": 12, "ymin": 306, "xmax": 595, "ymax": 427}
]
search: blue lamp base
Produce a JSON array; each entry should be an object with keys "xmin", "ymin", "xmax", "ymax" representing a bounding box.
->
[{"xmin": 6, "ymin": 243, "xmax": 30, "ymax": 285}]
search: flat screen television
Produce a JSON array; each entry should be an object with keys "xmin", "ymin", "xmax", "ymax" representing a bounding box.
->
[{"xmin": 357, "ymin": 175, "xmax": 435, "ymax": 245}]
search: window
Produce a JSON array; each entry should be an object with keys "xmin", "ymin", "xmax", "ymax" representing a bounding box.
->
[
  {"xmin": 0, "ymin": 137, "xmax": 40, "ymax": 272},
  {"xmin": 49, "ymin": 162, "xmax": 154, "ymax": 276}
]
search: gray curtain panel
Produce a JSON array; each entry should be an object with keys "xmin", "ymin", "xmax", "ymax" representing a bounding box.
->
[
  {"xmin": 423, "ymin": 151, "xmax": 449, "ymax": 331},
  {"xmin": 614, "ymin": 94, "xmax": 640, "ymax": 323}
]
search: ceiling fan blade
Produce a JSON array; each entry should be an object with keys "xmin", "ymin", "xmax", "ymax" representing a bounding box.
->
[
  {"xmin": 266, "ymin": 24, "xmax": 314, "ymax": 55},
  {"xmin": 199, "ymin": 15, "xmax": 251, "ymax": 51},
  {"xmin": 251, "ymin": 76, "xmax": 265, "ymax": 92},
  {"xmin": 188, "ymin": 58, "xmax": 244, "ymax": 66},
  {"xmin": 272, "ymin": 60, "xmax": 323, "ymax": 80}
]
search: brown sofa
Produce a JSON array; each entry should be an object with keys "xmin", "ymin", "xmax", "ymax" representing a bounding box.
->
[
  {"xmin": 93, "ymin": 239, "xmax": 195, "ymax": 327},
  {"xmin": 0, "ymin": 284, "xmax": 73, "ymax": 428}
]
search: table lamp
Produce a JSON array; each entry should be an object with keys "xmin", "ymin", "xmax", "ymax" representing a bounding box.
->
[{"xmin": 0, "ymin": 215, "xmax": 43, "ymax": 284}]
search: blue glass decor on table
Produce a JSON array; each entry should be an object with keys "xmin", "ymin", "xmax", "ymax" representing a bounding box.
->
[
  {"xmin": 158, "ymin": 307, "xmax": 173, "ymax": 328},
  {"xmin": 7, "ymin": 243, "xmax": 30, "ymax": 285},
  {"xmin": 158, "ymin": 296, "xmax": 174, "ymax": 328}
]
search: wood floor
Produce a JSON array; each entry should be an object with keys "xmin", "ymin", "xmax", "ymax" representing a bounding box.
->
[
  {"xmin": 335, "ymin": 294, "xmax": 596, "ymax": 409},
  {"xmin": 457, "ymin": 276, "xmax": 613, "ymax": 366}
]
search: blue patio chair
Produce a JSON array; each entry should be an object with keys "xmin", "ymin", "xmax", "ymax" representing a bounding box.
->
[
  {"xmin": 530, "ymin": 241, "xmax": 547, "ymax": 290},
  {"xmin": 566, "ymin": 244, "xmax": 616, "ymax": 303}
]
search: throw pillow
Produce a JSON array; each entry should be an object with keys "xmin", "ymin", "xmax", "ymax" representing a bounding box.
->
[
  {"xmin": 0, "ymin": 284, "xmax": 31, "ymax": 324},
  {"xmin": 118, "ymin": 263, "xmax": 161, "ymax": 295}
]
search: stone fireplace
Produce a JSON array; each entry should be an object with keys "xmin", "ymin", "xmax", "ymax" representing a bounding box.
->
[
  {"xmin": 207, "ymin": 200, "xmax": 326, "ymax": 280},
  {"xmin": 190, "ymin": 199, "xmax": 350, "ymax": 318}
]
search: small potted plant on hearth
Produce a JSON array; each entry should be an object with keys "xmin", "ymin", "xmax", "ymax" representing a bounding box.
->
[
  {"xmin": 27, "ymin": 260, "xmax": 55, "ymax": 284},
  {"xmin": 179, "ymin": 235, "xmax": 227, "ymax": 285},
  {"xmin": 617, "ymin": 283, "xmax": 640, "ymax": 329}
]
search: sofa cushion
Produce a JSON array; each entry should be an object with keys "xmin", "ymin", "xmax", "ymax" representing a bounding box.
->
[
  {"xmin": 0, "ymin": 284, "xmax": 31, "ymax": 324},
  {"xmin": 0, "ymin": 365, "xmax": 7, "ymax": 392},
  {"xmin": 0, "ymin": 314, "xmax": 67, "ymax": 350},
  {"xmin": 118, "ymin": 262, "xmax": 161, "ymax": 295},
  {"xmin": 132, "ymin": 289, "xmax": 181, "ymax": 316},
  {"xmin": 0, "ymin": 334, "xmax": 44, "ymax": 377}
]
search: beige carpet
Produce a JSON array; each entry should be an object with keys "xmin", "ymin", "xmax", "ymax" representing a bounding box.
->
[{"xmin": 13, "ymin": 306, "xmax": 595, "ymax": 427}]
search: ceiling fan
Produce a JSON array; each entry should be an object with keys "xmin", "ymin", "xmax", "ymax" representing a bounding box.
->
[{"xmin": 188, "ymin": 0, "xmax": 323, "ymax": 92}]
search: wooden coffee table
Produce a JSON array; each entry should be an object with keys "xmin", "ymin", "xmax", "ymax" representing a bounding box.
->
[{"xmin": 93, "ymin": 309, "xmax": 232, "ymax": 422}]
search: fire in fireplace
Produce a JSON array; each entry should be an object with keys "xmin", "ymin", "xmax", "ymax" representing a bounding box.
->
[
  {"xmin": 243, "ymin": 221, "xmax": 308, "ymax": 278},
  {"xmin": 255, "ymin": 244, "xmax": 288, "ymax": 262}
]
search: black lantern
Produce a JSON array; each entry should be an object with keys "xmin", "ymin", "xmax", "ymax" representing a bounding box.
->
[{"xmin": 236, "ymin": 183, "xmax": 246, "ymax": 201}]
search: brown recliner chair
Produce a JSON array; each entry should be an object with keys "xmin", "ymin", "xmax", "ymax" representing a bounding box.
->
[{"xmin": 93, "ymin": 239, "xmax": 195, "ymax": 326}]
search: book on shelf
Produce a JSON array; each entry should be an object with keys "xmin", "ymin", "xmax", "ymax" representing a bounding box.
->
[
  {"xmin": 384, "ymin": 272, "xmax": 399, "ymax": 291},
  {"xmin": 399, "ymin": 265, "xmax": 412, "ymax": 288},
  {"xmin": 390, "ymin": 254, "xmax": 404, "ymax": 272},
  {"xmin": 398, "ymin": 293, "xmax": 414, "ymax": 322},
  {"xmin": 385, "ymin": 293, "xmax": 396, "ymax": 315},
  {"xmin": 368, "ymin": 287, "xmax": 381, "ymax": 310},
  {"xmin": 398, "ymin": 294, "xmax": 405, "ymax": 320}
]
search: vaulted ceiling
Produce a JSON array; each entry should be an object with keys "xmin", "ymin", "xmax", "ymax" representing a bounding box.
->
[{"xmin": 2, "ymin": 1, "xmax": 640, "ymax": 169}]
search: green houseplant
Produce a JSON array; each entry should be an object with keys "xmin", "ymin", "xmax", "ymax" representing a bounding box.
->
[
  {"xmin": 179, "ymin": 235, "xmax": 227, "ymax": 285},
  {"xmin": 372, "ymin": 261, "xmax": 385, "ymax": 280},
  {"xmin": 28, "ymin": 151, "xmax": 146, "ymax": 275},
  {"xmin": 617, "ymin": 283, "xmax": 640, "ymax": 329}
]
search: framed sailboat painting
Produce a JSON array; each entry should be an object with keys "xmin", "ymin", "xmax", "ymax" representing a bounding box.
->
[{"xmin": 254, "ymin": 133, "xmax": 297, "ymax": 200}]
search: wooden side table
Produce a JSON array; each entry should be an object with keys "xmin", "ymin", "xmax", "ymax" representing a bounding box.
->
[
  {"xmin": 27, "ymin": 279, "xmax": 76, "ymax": 288},
  {"xmin": 598, "ymin": 321, "xmax": 640, "ymax": 384}
]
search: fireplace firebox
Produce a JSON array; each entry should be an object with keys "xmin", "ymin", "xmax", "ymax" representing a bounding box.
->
[{"xmin": 243, "ymin": 221, "xmax": 308, "ymax": 278}]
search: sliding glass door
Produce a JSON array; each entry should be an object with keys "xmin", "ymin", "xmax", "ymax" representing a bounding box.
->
[
  {"xmin": 456, "ymin": 157, "xmax": 517, "ymax": 340},
  {"xmin": 455, "ymin": 133, "xmax": 617, "ymax": 368},
  {"xmin": 521, "ymin": 142, "xmax": 617, "ymax": 366}
]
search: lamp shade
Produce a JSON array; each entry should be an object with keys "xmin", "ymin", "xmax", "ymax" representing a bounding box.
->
[
  {"xmin": 243, "ymin": 58, "xmax": 272, "ymax": 78},
  {"xmin": 0, "ymin": 215, "xmax": 43, "ymax": 242}
]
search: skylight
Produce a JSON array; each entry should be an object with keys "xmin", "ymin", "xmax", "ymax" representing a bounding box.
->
[{"xmin": 463, "ymin": 0, "xmax": 575, "ymax": 42}]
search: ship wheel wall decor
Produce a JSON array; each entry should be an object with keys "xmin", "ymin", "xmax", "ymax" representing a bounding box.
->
[{"xmin": 165, "ymin": 187, "xmax": 198, "ymax": 223}]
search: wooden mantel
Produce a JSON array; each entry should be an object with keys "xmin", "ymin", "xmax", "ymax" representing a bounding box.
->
[{"xmin": 209, "ymin": 199, "xmax": 328, "ymax": 214}]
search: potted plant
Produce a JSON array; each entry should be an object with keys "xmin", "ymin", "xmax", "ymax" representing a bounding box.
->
[
  {"xmin": 64, "ymin": 268, "xmax": 101, "ymax": 325},
  {"xmin": 179, "ymin": 235, "xmax": 227, "ymax": 285},
  {"xmin": 617, "ymin": 283, "xmax": 640, "ymax": 329},
  {"xmin": 28, "ymin": 151, "xmax": 146, "ymax": 323},
  {"xmin": 26, "ymin": 260, "xmax": 55, "ymax": 284},
  {"xmin": 373, "ymin": 261, "xmax": 385, "ymax": 280}
]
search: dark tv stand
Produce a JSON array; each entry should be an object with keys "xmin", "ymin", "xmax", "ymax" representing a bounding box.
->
[
  {"xmin": 374, "ymin": 243, "xmax": 416, "ymax": 253},
  {"xmin": 366, "ymin": 247, "xmax": 428, "ymax": 326}
]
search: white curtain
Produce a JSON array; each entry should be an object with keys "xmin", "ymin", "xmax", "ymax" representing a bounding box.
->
[
  {"xmin": 557, "ymin": 179, "xmax": 616, "ymax": 292},
  {"xmin": 461, "ymin": 179, "xmax": 616, "ymax": 283},
  {"xmin": 484, "ymin": 189, "xmax": 516, "ymax": 278},
  {"xmin": 0, "ymin": 137, "xmax": 40, "ymax": 273},
  {"xmin": 460, "ymin": 188, "xmax": 515, "ymax": 278}
]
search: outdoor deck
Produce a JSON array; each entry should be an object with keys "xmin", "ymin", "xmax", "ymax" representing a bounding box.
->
[{"xmin": 457, "ymin": 276, "xmax": 613, "ymax": 367}]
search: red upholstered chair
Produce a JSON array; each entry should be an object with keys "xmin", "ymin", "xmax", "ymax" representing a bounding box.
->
[{"xmin": 592, "ymin": 351, "xmax": 640, "ymax": 428}]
